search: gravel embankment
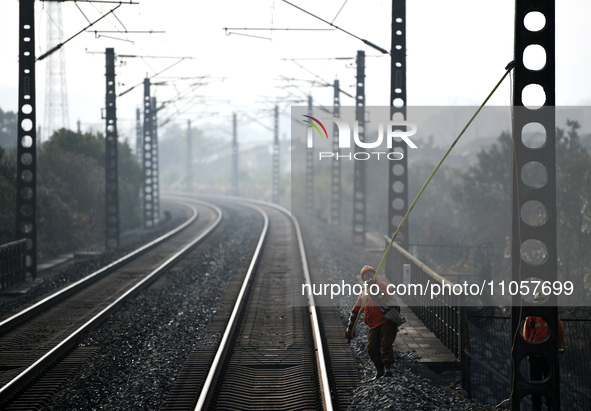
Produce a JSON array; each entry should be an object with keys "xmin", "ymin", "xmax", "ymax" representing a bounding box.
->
[
  {"xmin": 41, "ymin": 204, "xmax": 261, "ymax": 410},
  {"xmin": 0, "ymin": 215, "xmax": 186, "ymax": 319},
  {"xmin": 299, "ymin": 215, "xmax": 500, "ymax": 410},
  {"xmin": 3, "ymin": 203, "xmax": 501, "ymax": 410},
  {"xmin": 1, "ymin": 204, "xmax": 260, "ymax": 410}
]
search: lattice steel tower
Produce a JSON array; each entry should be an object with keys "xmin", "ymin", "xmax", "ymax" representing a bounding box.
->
[
  {"xmin": 388, "ymin": 0, "xmax": 409, "ymax": 248},
  {"xmin": 43, "ymin": 1, "xmax": 69, "ymax": 139},
  {"xmin": 329, "ymin": 79, "xmax": 341, "ymax": 226},
  {"xmin": 187, "ymin": 119, "xmax": 194, "ymax": 193},
  {"xmin": 142, "ymin": 78, "xmax": 154, "ymax": 229},
  {"xmin": 231, "ymin": 113, "xmax": 238, "ymax": 196},
  {"xmin": 353, "ymin": 50, "xmax": 366, "ymax": 245},
  {"xmin": 104, "ymin": 48, "xmax": 119, "ymax": 249},
  {"xmin": 272, "ymin": 105, "xmax": 280, "ymax": 204},
  {"xmin": 17, "ymin": 0, "xmax": 38, "ymax": 279},
  {"xmin": 305, "ymin": 95, "xmax": 314, "ymax": 215},
  {"xmin": 510, "ymin": 1, "xmax": 559, "ymax": 409}
]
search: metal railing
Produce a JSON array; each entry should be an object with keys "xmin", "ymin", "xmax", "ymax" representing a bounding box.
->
[
  {"xmin": 387, "ymin": 238, "xmax": 462, "ymax": 360},
  {"xmin": 0, "ymin": 239, "xmax": 27, "ymax": 290},
  {"xmin": 386, "ymin": 239, "xmax": 591, "ymax": 409},
  {"xmin": 408, "ymin": 243, "xmax": 491, "ymax": 285},
  {"xmin": 461, "ymin": 307, "xmax": 591, "ymax": 409}
]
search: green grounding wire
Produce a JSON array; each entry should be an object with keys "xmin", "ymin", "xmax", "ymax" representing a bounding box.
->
[{"xmin": 349, "ymin": 60, "xmax": 516, "ymax": 337}]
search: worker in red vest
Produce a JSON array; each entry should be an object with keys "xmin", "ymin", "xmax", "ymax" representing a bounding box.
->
[
  {"xmin": 345, "ymin": 265, "xmax": 399, "ymax": 380},
  {"xmin": 522, "ymin": 294, "xmax": 565, "ymax": 411}
]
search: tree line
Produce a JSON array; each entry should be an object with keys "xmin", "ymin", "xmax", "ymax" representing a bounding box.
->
[
  {"xmin": 408, "ymin": 120, "xmax": 591, "ymax": 299},
  {"xmin": 0, "ymin": 108, "xmax": 142, "ymax": 257},
  {"xmin": 1, "ymin": 105, "xmax": 589, "ymax": 296}
]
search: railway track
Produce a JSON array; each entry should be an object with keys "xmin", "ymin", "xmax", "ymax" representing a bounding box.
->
[
  {"xmin": 0, "ymin": 199, "xmax": 222, "ymax": 408},
  {"xmin": 0, "ymin": 195, "xmax": 360, "ymax": 409},
  {"xmin": 196, "ymin": 203, "xmax": 326, "ymax": 410},
  {"xmin": 160, "ymin": 196, "xmax": 358, "ymax": 411}
]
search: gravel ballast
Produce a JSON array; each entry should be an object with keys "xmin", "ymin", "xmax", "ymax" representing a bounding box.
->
[
  {"xmin": 3, "ymin": 202, "xmax": 501, "ymax": 410},
  {"xmin": 2, "ymin": 203, "xmax": 261, "ymax": 410},
  {"xmin": 0, "ymin": 213, "xmax": 187, "ymax": 319},
  {"xmin": 299, "ymin": 215, "xmax": 500, "ymax": 410}
]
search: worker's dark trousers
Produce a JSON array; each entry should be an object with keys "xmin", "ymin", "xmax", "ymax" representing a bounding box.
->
[
  {"xmin": 529, "ymin": 356, "xmax": 549, "ymax": 411},
  {"xmin": 367, "ymin": 320, "xmax": 397, "ymax": 366}
]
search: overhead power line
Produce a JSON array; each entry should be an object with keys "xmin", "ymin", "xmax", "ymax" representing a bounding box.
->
[
  {"xmin": 224, "ymin": 27, "xmax": 334, "ymax": 32},
  {"xmin": 117, "ymin": 54, "xmax": 194, "ymax": 59},
  {"xmin": 226, "ymin": 32, "xmax": 272, "ymax": 41},
  {"xmin": 331, "ymin": 0, "xmax": 350, "ymax": 24},
  {"xmin": 39, "ymin": 0, "xmax": 139, "ymax": 4},
  {"xmin": 283, "ymin": 59, "xmax": 354, "ymax": 99},
  {"xmin": 37, "ymin": 3, "xmax": 122, "ymax": 61},
  {"xmin": 87, "ymin": 30, "xmax": 165, "ymax": 34},
  {"xmin": 281, "ymin": 0, "xmax": 389, "ymax": 55},
  {"xmin": 118, "ymin": 58, "xmax": 191, "ymax": 97}
]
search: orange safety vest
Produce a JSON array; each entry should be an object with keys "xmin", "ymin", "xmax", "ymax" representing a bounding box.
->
[
  {"xmin": 352, "ymin": 281, "xmax": 389, "ymax": 329},
  {"xmin": 523, "ymin": 316, "xmax": 565, "ymax": 346}
]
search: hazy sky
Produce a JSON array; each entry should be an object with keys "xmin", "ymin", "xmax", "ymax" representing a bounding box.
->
[{"xmin": 1, "ymin": 0, "xmax": 590, "ymax": 145}]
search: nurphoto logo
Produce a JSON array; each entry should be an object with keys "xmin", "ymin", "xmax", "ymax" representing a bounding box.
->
[
  {"xmin": 302, "ymin": 115, "xmax": 329, "ymax": 140},
  {"xmin": 303, "ymin": 115, "xmax": 419, "ymax": 161}
]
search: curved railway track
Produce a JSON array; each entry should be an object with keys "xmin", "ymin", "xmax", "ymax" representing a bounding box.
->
[
  {"xmin": 161, "ymin": 196, "xmax": 358, "ymax": 411},
  {"xmin": 0, "ymin": 199, "xmax": 223, "ymax": 408},
  {"xmin": 0, "ymin": 195, "xmax": 360, "ymax": 410},
  {"xmin": 195, "ymin": 202, "xmax": 329, "ymax": 410}
]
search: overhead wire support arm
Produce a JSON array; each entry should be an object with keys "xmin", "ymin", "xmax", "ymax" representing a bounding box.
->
[
  {"xmin": 281, "ymin": 56, "xmax": 382, "ymax": 61},
  {"xmin": 118, "ymin": 58, "xmax": 192, "ymax": 97},
  {"xmin": 285, "ymin": 59, "xmax": 355, "ymax": 99},
  {"xmin": 282, "ymin": 57, "xmax": 353, "ymax": 61},
  {"xmin": 93, "ymin": 35, "xmax": 134, "ymax": 44},
  {"xmin": 117, "ymin": 54, "xmax": 195, "ymax": 59},
  {"xmin": 331, "ymin": 0, "xmax": 350, "ymax": 23},
  {"xmin": 281, "ymin": 0, "xmax": 390, "ymax": 55},
  {"xmin": 89, "ymin": 29, "xmax": 165, "ymax": 44},
  {"xmin": 224, "ymin": 27, "xmax": 334, "ymax": 32},
  {"xmin": 37, "ymin": 3, "xmax": 122, "ymax": 61},
  {"xmin": 223, "ymin": 27, "xmax": 334, "ymax": 40},
  {"xmin": 87, "ymin": 30, "xmax": 166, "ymax": 34},
  {"xmin": 238, "ymin": 110, "xmax": 275, "ymax": 132},
  {"xmin": 40, "ymin": 0, "xmax": 139, "ymax": 4},
  {"xmin": 155, "ymin": 81, "xmax": 212, "ymax": 125}
]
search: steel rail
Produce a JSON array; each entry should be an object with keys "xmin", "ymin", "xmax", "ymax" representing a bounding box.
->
[
  {"xmin": 194, "ymin": 203, "xmax": 269, "ymax": 410},
  {"xmin": 189, "ymin": 194, "xmax": 334, "ymax": 411},
  {"xmin": 0, "ymin": 200, "xmax": 197, "ymax": 332},
  {"xmin": 257, "ymin": 199, "xmax": 334, "ymax": 411},
  {"xmin": 0, "ymin": 199, "xmax": 222, "ymax": 405},
  {"xmin": 290, "ymin": 211, "xmax": 334, "ymax": 411}
]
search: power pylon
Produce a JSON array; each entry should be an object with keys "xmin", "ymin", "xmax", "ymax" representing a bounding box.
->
[{"xmin": 43, "ymin": 1, "xmax": 69, "ymax": 139}]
